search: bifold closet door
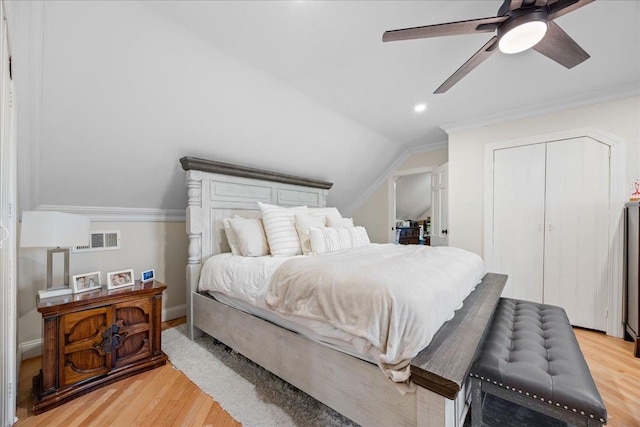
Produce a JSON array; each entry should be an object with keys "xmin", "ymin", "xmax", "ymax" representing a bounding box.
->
[
  {"xmin": 543, "ymin": 137, "xmax": 609, "ymax": 331},
  {"xmin": 493, "ymin": 143, "xmax": 546, "ymax": 302}
]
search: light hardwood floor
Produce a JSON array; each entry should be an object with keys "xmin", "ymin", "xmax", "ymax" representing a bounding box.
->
[{"xmin": 14, "ymin": 318, "xmax": 640, "ymax": 426}]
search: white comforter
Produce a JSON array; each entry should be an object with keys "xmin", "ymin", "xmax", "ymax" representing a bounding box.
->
[
  {"xmin": 198, "ymin": 243, "xmax": 486, "ymax": 386},
  {"xmin": 265, "ymin": 244, "xmax": 485, "ymax": 384}
]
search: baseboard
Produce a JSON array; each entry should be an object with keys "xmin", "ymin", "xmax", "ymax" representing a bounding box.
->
[
  {"xmin": 162, "ymin": 304, "xmax": 186, "ymax": 322},
  {"xmin": 19, "ymin": 339, "xmax": 42, "ymax": 360},
  {"xmin": 19, "ymin": 304, "xmax": 187, "ymax": 360}
]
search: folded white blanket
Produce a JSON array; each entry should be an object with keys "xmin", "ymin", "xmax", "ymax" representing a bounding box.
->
[{"xmin": 265, "ymin": 244, "xmax": 486, "ymax": 385}]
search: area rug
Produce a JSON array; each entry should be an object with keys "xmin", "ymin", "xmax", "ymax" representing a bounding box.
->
[{"xmin": 162, "ymin": 325, "xmax": 564, "ymax": 427}]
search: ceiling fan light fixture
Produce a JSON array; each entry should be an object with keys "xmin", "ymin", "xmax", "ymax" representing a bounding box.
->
[{"xmin": 498, "ymin": 11, "xmax": 548, "ymax": 54}]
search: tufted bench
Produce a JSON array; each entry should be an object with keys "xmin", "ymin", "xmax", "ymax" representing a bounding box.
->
[{"xmin": 470, "ymin": 298, "xmax": 607, "ymax": 426}]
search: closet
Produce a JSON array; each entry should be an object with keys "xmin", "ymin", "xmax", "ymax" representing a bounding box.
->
[{"xmin": 492, "ymin": 137, "xmax": 610, "ymax": 331}]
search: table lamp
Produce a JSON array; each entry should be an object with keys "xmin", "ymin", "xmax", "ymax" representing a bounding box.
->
[{"xmin": 20, "ymin": 211, "xmax": 91, "ymax": 298}]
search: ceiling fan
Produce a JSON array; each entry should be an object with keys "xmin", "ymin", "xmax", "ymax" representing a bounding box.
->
[{"xmin": 383, "ymin": 0, "xmax": 594, "ymax": 94}]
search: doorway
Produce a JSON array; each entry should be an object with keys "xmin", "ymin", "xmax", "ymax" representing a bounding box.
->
[{"xmin": 388, "ymin": 164, "xmax": 448, "ymax": 246}]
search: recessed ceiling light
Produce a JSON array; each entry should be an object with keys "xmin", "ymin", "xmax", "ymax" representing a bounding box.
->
[{"xmin": 414, "ymin": 103, "xmax": 427, "ymax": 113}]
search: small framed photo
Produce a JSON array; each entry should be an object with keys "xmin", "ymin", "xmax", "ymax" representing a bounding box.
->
[
  {"xmin": 72, "ymin": 271, "xmax": 102, "ymax": 293},
  {"xmin": 107, "ymin": 269, "xmax": 135, "ymax": 290},
  {"xmin": 141, "ymin": 269, "xmax": 155, "ymax": 283}
]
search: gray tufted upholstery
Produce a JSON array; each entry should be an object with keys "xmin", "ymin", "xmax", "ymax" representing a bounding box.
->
[{"xmin": 470, "ymin": 298, "xmax": 607, "ymax": 424}]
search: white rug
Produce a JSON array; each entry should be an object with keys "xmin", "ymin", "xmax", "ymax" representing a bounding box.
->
[{"xmin": 162, "ymin": 324, "xmax": 358, "ymax": 427}]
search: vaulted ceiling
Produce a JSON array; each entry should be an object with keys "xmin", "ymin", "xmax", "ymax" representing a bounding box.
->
[{"xmin": 9, "ymin": 1, "xmax": 639, "ymax": 215}]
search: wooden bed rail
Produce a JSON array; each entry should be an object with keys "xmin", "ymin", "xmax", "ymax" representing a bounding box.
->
[{"xmin": 411, "ymin": 273, "xmax": 507, "ymax": 399}]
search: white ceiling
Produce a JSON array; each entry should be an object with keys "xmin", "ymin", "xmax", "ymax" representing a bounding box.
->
[
  {"xmin": 10, "ymin": 1, "xmax": 640, "ymax": 215},
  {"xmin": 148, "ymin": 0, "xmax": 640, "ymax": 147}
]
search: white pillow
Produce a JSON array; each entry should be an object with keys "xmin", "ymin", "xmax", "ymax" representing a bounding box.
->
[
  {"xmin": 294, "ymin": 213, "xmax": 326, "ymax": 255},
  {"xmin": 326, "ymin": 216, "xmax": 355, "ymax": 228},
  {"xmin": 222, "ymin": 218, "xmax": 240, "ymax": 255},
  {"xmin": 258, "ymin": 202, "xmax": 308, "ymax": 256},
  {"xmin": 228, "ymin": 217, "xmax": 269, "ymax": 257},
  {"xmin": 309, "ymin": 226, "xmax": 370, "ymax": 255},
  {"xmin": 308, "ymin": 207, "xmax": 343, "ymax": 225}
]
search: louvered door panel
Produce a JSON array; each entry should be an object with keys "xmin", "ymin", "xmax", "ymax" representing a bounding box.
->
[{"xmin": 543, "ymin": 137, "xmax": 609, "ymax": 330}]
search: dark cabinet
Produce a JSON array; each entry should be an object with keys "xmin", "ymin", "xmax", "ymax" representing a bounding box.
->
[
  {"xmin": 33, "ymin": 281, "xmax": 168, "ymax": 413},
  {"xmin": 398, "ymin": 227, "xmax": 421, "ymax": 245},
  {"xmin": 625, "ymin": 201, "xmax": 639, "ymax": 357}
]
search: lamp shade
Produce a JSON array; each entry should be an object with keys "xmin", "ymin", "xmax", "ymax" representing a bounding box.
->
[{"xmin": 20, "ymin": 211, "xmax": 91, "ymax": 248}]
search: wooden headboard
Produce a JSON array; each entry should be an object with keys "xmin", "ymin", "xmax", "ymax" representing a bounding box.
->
[{"xmin": 180, "ymin": 156, "xmax": 333, "ymax": 337}]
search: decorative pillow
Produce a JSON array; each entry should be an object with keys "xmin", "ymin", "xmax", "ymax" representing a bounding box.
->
[
  {"xmin": 258, "ymin": 202, "xmax": 308, "ymax": 256},
  {"xmin": 222, "ymin": 218, "xmax": 240, "ymax": 255},
  {"xmin": 228, "ymin": 217, "xmax": 269, "ymax": 257},
  {"xmin": 294, "ymin": 213, "xmax": 326, "ymax": 255},
  {"xmin": 309, "ymin": 226, "xmax": 370, "ymax": 255},
  {"xmin": 308, "ymin": 207, "xmax": 343, "ymax": 225},
  {"xmin": 326, "ymin": 216, "xmax": 355, "ymax": 228}
]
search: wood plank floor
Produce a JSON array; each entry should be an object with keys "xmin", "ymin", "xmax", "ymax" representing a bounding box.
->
[{"xmin": 14, "ymin": 318, "xmax": 640, "ymax": 426}]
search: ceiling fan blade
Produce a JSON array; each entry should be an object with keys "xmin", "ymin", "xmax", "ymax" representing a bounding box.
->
[
  {"xmin": 434, "ymin": 36, "xmax": 498, "ymax": 94},
  {"xmin": 548, "ymin": 0, "xmax": 594, "ymax": 20},
  {"xmin": 533, "ymin": 21, "xmax": 589, "ymax": 68},
  {"xmin": 509, "ymin": 0, "xmax": 524, "ymax": 10},
  {"xmin": 382, "ymin": 16, "xmax": 507, "ymax": 42}
]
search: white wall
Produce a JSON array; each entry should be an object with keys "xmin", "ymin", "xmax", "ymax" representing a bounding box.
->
[
  {"xmin": 448, "ymin": 96, "xmax": 640, "ymax": 256},
  {"xmin": 10, "ymin": 0, "xmax": 404, "ymax": 359},
  {"xmin": 18, "ymin": 220, "xmax": 187, "ymax": 358},
  {"xmin": 19, "ymin": 0, "xmax": 400, "ymax": 214},
  {"xmin": 353, "ymin": 148, "xmax": 448, "ymax": 243}
]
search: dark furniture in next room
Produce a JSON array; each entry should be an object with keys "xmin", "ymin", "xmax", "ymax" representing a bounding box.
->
[{"xmin": 625, "ymin": 201, "xmax": 639, "ymax": 357}]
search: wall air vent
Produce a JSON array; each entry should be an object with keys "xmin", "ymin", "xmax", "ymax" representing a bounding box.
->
[{"xmin": 73, "ymin": 230, "xmax": 120, "ymax": 253}]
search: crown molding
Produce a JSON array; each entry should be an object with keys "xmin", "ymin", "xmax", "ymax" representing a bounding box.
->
[
  {"xmin": 441, "ymin": 82, "xmax": 640, "ymax": 134},
  {"xmin": 406, "ymin": 139, "xmax": 448, "ymax": 154},
  {"xmin": 343, "ymin": 146, "xmax": 410, "ymax": 216},
  {"xmin": 36, "ymin": 205, "xmax": 185, "ymax": 222},
  {"xmin": 344, "ymin": 140, "xmax": 449, "ymax": 216}
]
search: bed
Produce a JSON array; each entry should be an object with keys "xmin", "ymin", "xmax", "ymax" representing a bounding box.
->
[{"xmin": 180, "ymin": 156, "xmax": 507, "ymax": 427}]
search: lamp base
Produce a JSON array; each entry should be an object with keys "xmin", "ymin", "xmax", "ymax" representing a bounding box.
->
[{"xmin": 38, "ymin": 286, "xmax": 73, "ymax": 299}]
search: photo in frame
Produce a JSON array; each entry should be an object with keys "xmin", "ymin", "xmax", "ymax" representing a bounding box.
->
[
  {"xmin": 72, "ymin": 271, "xmax": 101, "ymax": 293},
  {"xmin": 107, "ymin": 269, "xmax": 135, "ymax": 290},
  {"xmin": 141, "ymin": 269, "xmax": 155, "ymax": 283}
]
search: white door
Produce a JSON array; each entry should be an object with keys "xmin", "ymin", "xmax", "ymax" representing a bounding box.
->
[
  {"xmin": 493, "ymin": 144, "xmax": 546, "ymax": 302},
  {"xmin": 491, "ymin": 138, "xmax": 610, "ymax": 331},
  {"xmin": 543, "ymin": 137, "xmax": 609, "ymax": 330},
  {"xmin": 0, "ymin": 5, "xmax": 17, "ymax": 424},
  {"xmin": 430, "ymin": 163, "xmax": 448, "ymax": 246}
]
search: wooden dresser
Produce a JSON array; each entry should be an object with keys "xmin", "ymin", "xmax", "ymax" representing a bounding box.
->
[
  {"xmin": 625, "ymin": 202, "xmax": 639, "ymax": 357},
  {"xmin": 33, "ymin": 280, "xmax": 168, "ymax": 413}
]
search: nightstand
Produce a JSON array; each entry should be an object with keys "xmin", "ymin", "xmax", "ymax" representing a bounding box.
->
[{"xmin": 32, "ymin": 280, "xmax": 168, "ymax": 414}]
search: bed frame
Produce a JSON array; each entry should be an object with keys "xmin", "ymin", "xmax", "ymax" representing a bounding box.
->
[{"xmin": 180, "ymin": 156, "xmax": 506, "ymax": 427}]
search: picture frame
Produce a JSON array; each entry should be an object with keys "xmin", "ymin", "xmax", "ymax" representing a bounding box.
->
[
  {"xmin": 107, "ymin": 269, "xmax": 135, "ymax": 290},
  {"xmin": 72, "ymin": 271, "xmax": 102, "ymax": 294},
  {"xmin": 141, "ymin": 269, "xmax": 155, "ymax": 283}
]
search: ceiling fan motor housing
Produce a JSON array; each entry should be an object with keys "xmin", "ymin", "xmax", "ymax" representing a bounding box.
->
[{"xmin": 497, "ymin": 8, "xmax": 549, "ymax": 53}]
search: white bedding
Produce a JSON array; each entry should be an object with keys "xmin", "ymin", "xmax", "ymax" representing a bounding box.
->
[{"xmin": 198, "ymin": 243, "xmax": 485, "ymax": 388}]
